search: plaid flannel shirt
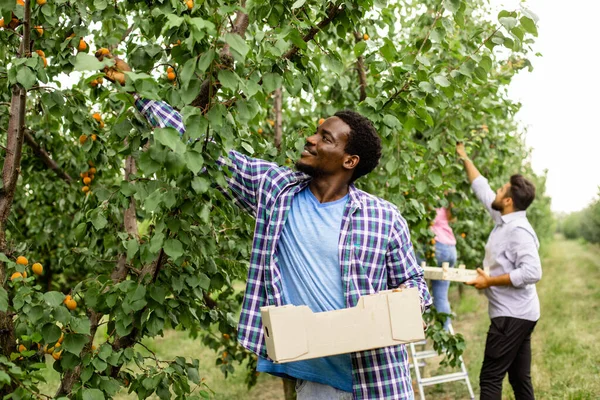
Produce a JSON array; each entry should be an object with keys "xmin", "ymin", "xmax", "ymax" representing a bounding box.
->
[{"xmin": 134, "ymin": 97, "xmax": 432, "ymax": 399}]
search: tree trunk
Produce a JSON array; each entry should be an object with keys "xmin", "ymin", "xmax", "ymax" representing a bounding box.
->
[
  {"xmin": 283, "ymin": 378, "xmax": 296, "ymax": 400},
  {"xmin": 0, "ymin": 2, "xmax": 30, "ymax": 396},
  {"xmin": 274, "ymin": 88, "xmax": 282, "ymax": 150}
]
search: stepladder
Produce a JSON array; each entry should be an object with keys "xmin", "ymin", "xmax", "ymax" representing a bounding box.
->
[
  {"xmin": 409, "ymin": 322, "xmax": 475, "ymax": 400},
  {"xmin": 410, "ymin": 261, "xmax": 476, "ymax": 400}
]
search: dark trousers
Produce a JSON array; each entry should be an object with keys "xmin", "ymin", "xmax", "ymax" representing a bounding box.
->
[{"xmin": 479, "ymin": 316, "xmax": 537, "ymax": 400}]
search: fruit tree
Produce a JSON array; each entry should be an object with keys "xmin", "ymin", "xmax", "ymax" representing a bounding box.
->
[{"xmin": 0, "ymin": 0, "xmax": 551, "ymax": 398}]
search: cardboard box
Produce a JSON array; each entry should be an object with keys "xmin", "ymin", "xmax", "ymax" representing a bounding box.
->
[
  {"xmin": 422, "ymin": 262, "xmax": 489, "ymax": 282},
  {"xmin": 260, "ymin": 287, "xmax": 425, "ymax": 363}
]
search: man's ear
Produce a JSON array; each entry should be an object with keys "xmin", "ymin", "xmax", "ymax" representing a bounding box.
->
[{"xmin": 343, "ymin": 155, "xmax": 359, "ymax": 171}]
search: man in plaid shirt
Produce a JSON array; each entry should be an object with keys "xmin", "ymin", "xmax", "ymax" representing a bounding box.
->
[{"xmin": 106, "ymin": 58, "xmax": 431, "ymax": 399}]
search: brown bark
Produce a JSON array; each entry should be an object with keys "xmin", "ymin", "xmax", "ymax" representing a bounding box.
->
[
  {"xmin": 353, "ymin": 32, "xmax": 367, "ymax": 101},
  {"xmin": 273, "ymin": 88, "xmax": 283, "ymax": 150},
  {"xmin": 24, "ymin": 130, "xmax": 73, "ymax": 183},
  {"xmin": 191, "ymin": 4, "xmax": 249, "ymax": 112},
  {"xmin": 123, "ymin": 156, "xmax": 138, "ymax": 239},
  {"xmin": 0, "ymin": 4, "xmax": 30, "ymax": 397},
  {"xmin": 56, "ymin": 154, "xmax": 140, "ymax": 396},
  {"xmin": 54, "ymin": 310, "xmax": 101, "ymax": 397},
  {"xmin": 282, "ymin": 3, "xmax": 344, "ymax": 60}
]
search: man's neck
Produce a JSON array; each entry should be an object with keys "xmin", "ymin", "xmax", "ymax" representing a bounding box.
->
[{"xmin": 308, "ymin": 178, "xmax": 350, "ymax": 203}]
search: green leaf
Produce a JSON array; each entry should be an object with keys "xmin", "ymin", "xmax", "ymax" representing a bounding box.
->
[
  {"xmin": 218, "ymin": 70, "xmax": 238, "ymax": 91},
  {"xmin": 418, "ymin": 81, "xmax": 435, "ymax": 93},
  {"xmin": 225, "ymin": 33, "xmax": 249, "ymax": 59},
  {"xmin": 91, "ymin": 213, "xmax": 108, "ymax": 230},
  {"xmin": 429, "ymin": 171, "xmax": 442, "ymax": 187},
  {"xmin": 16, "ymin": 67, "xmax": 36, "ymax": 90},
  {"xmin": 126, "ymin": 239, "xmax": 139, "ymax": 260},
  {"xmin": 155, "ymin": 128, "xmax": 186, "ymax": 154},
  {"xmin": 241, "ymin": 142, "xmax": 255, "ymax": 155},
  {"xmin": 130, "ymin": 284, "xmax": 146, "ymax": 302},
  {"xmin": 0, "ymin": 287, "xmax": 7, "ymax": 312},
  {"xmin": 63, "ymin": 333, "xmax": 87, "ymax": 355},
  {"xmin": 354, "ymin": 41, "xmax": 367, "ymax": 57},
  {"xmin": 380, "ymin": 39, "xmax": 396, "ymax": 62},
  {"xmin": 82, "ymin": 388, "xmax": 105, "ymax": 400},
  {"xmin": 197, "ymin": 49, "xmax": 215, "ymax": 72},
  {"xmin": 187, "ymin": 367, "xmax": 201, "ymax": 384},
  {"xmin": 520, "ymin": 16, "xmax": 537, "ymax": 36},
  {"xmin": 149, "ymin": 286, "xmax": 166, "ymax": 304},
  {"xmin": 262, "ymin": 72, "xmax": 282, "ymax": 93},
  {"xmin": 43, "ymin": 291, "xmax": 65, "ymax": 307},
  {"xmin": 433, "ymin": 75, "xmax": 451, "ymax": 87},
  {"xmin": 191, "ymin": 176, "xmax": 210, "ymax": 194},
  {"xmin": 164, "ymin": 239, "xmax": 184, "ymax": 260},
  {"xmin": 291, "ymin": 0, "xmax": 306, "ymax": 9},
  {"xmin": 94, "ymin": 0, "xmax": 108, "ymax": 10},
  {"xmin": 184, "ymin": 150, "xmax": 204, "ymax": 174},
  {"xmin": 444, "ymin": 0, "xmax": 461, "ymax": 13},
  {"xmin": 71, "ymin": 317, "xmax": 91, "ymax": 335},
  {"xmin": 499, "ymin": 17, "xmax": 517, "ymax": 30},
  {"xmin": 416, "ymin": 181, "xmax": 427, "ymax": 194},
  {"xmin": 479, "ymin": 56, "xmax": 492, "ymax": 72},
  {"xmin": 416, "ymin": 54, "xmax": 430, "ymax": 66},
  {"xmin": 41, "ymin": 323, "xmax": 62, "ymax": 343},
  {"xmin": 72, "ymin": 53, "xmax": 112, "ymax": 71},
  {"xmin": 180, "ymin": 57, "xmax": 198, "ymax": 89}
]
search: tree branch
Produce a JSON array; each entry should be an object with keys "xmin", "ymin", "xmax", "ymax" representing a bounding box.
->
[
  {"xmin": 123, "ymin": 155, "xmax": 138, "ymax": 239},
  {"xmin": 381, "ymin": 7, "xmax": 442, "ymax": 110},
  {"xmin": 55, "ymin": 310, "xmax": 102, "ymax": 397},
  {"xmin": 282, "ymin": 3, "xmax": 344, "ymax": 60},
  {"xmin": 273, "ymin": 88, "xmax": 282, "ymax": 150},
  {"xmin": 191, "ymin": 3, "xmax": 248, "ymax": 112},
  {"xmin": 353, "ymin": 32, "xmax": 367, "ymax": 101},
  {"xmin": 109, "ymin": 24, "xmax": 135, "ymax": 51},
  {"xmin": 24, "ymin": 130, "xmax": 73, "ymax": 183}
]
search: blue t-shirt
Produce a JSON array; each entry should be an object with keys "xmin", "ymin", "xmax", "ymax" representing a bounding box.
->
[{"xmin": 257, "ymin": 186, "xmax": 353, "ymax": 392}]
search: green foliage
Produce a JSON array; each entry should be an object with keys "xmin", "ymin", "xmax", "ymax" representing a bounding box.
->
[
  {"xmin": 0, "ymin": 0, "xmax": 553, "ymax": 398},
  {"xmin": 558, "ymin": 192, "xmax": 600, "ymax": 244}
]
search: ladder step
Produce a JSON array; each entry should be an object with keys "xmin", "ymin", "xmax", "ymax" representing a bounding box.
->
[
  {"xmin": 413, "ymin": 350, "xmax": 439, "ymax": 359},
  {"xmin": 420, "ymin": 372, "xmax": 470, "ymax": 386}
]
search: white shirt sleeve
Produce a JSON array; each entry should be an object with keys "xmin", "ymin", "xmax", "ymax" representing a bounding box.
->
[
  {"xmin": 471, "ymin": 175, "xmax": 502, "ymax": 224},
  {"xmin": 507, "ymin": 228, "xmax": 542, "ymax": 287}
]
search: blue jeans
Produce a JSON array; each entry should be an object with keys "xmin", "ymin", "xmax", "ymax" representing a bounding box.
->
[
  {"xmin": 418, "ymin": 242, "xmax": 457, "ymax": 331},
  {"xmin": 431, "ymin": 242, "xmax": 457, "ymax": 330},
  {"xmin": 295, "ymin": 380, "xmax": 353, "ymax": 400}
]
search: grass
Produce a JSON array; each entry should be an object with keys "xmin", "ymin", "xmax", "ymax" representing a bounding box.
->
[
  {"xmin": 37, "ymin": 237, "xmax": 600, "ymax": 399},
  {"xmin": 418, "ymin": 236, "xmax": 600, "ymax": 399}
]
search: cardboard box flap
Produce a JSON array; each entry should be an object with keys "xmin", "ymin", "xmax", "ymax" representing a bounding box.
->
[
  {"xmin": 262, "ymin": 305, "xmax": 309, "ymax": 361},
  {"xmin": 387, "ymin": 288, "xmax": 425, "ymax": 342}
]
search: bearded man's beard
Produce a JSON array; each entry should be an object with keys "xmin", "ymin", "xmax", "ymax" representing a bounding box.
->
[
  {"xmin": 295, "ymin": 160, "xmax": 324, "ymax": 179},
  {"xmin": 491, "ymin": 199, "xmax": 504, "ymax": 212}
]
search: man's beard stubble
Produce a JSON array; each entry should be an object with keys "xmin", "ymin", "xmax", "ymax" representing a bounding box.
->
[{"xmin": 295, "ymin": 160, "xmax": 324, "ymax": 179}]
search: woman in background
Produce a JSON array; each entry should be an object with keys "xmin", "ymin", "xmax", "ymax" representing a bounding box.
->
[{"xmin": 429, "ymin": 206, "xmax": 457, "ymax": 331}]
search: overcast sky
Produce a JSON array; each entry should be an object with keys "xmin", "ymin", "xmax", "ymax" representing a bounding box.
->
[{"xmin": 489, "ymin": 0, "xmax": 600, "ymax": 213}]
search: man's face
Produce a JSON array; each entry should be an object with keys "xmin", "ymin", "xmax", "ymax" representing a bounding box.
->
[
  {"xmin": 295, "ymin": 116, "xmax": 354, "ymax": 178},
  {"xmin": 491, "ymin": 182, "xmax": 511, "ymax": 212}
]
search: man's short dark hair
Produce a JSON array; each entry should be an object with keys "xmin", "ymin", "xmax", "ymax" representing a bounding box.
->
[
  {"xmin": 508, "ymin": 174, "xmax": 536, "ymax": 211},
  {"xmin": 334, "ymin": 110, "xmax": 382, "ymax": 182}
]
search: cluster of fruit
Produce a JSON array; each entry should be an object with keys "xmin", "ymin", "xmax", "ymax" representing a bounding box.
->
[
  {"xmin": 80, "ymin": 161, "xmax": 97, "ymax": 194},
  {"xmin": 17, "ymin": 332, "xmax": 63, "ymax": 361},
  {"xmin": 79, "ymin": 112, "xmax": 105, "ymax": 146},
  {"xmin": 166, "ymin": 66, "xmax": 176, "ymax": 85},
  {"xmin": 9, "ymin": 256, "xmax": 43, "ymax": 281}
]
